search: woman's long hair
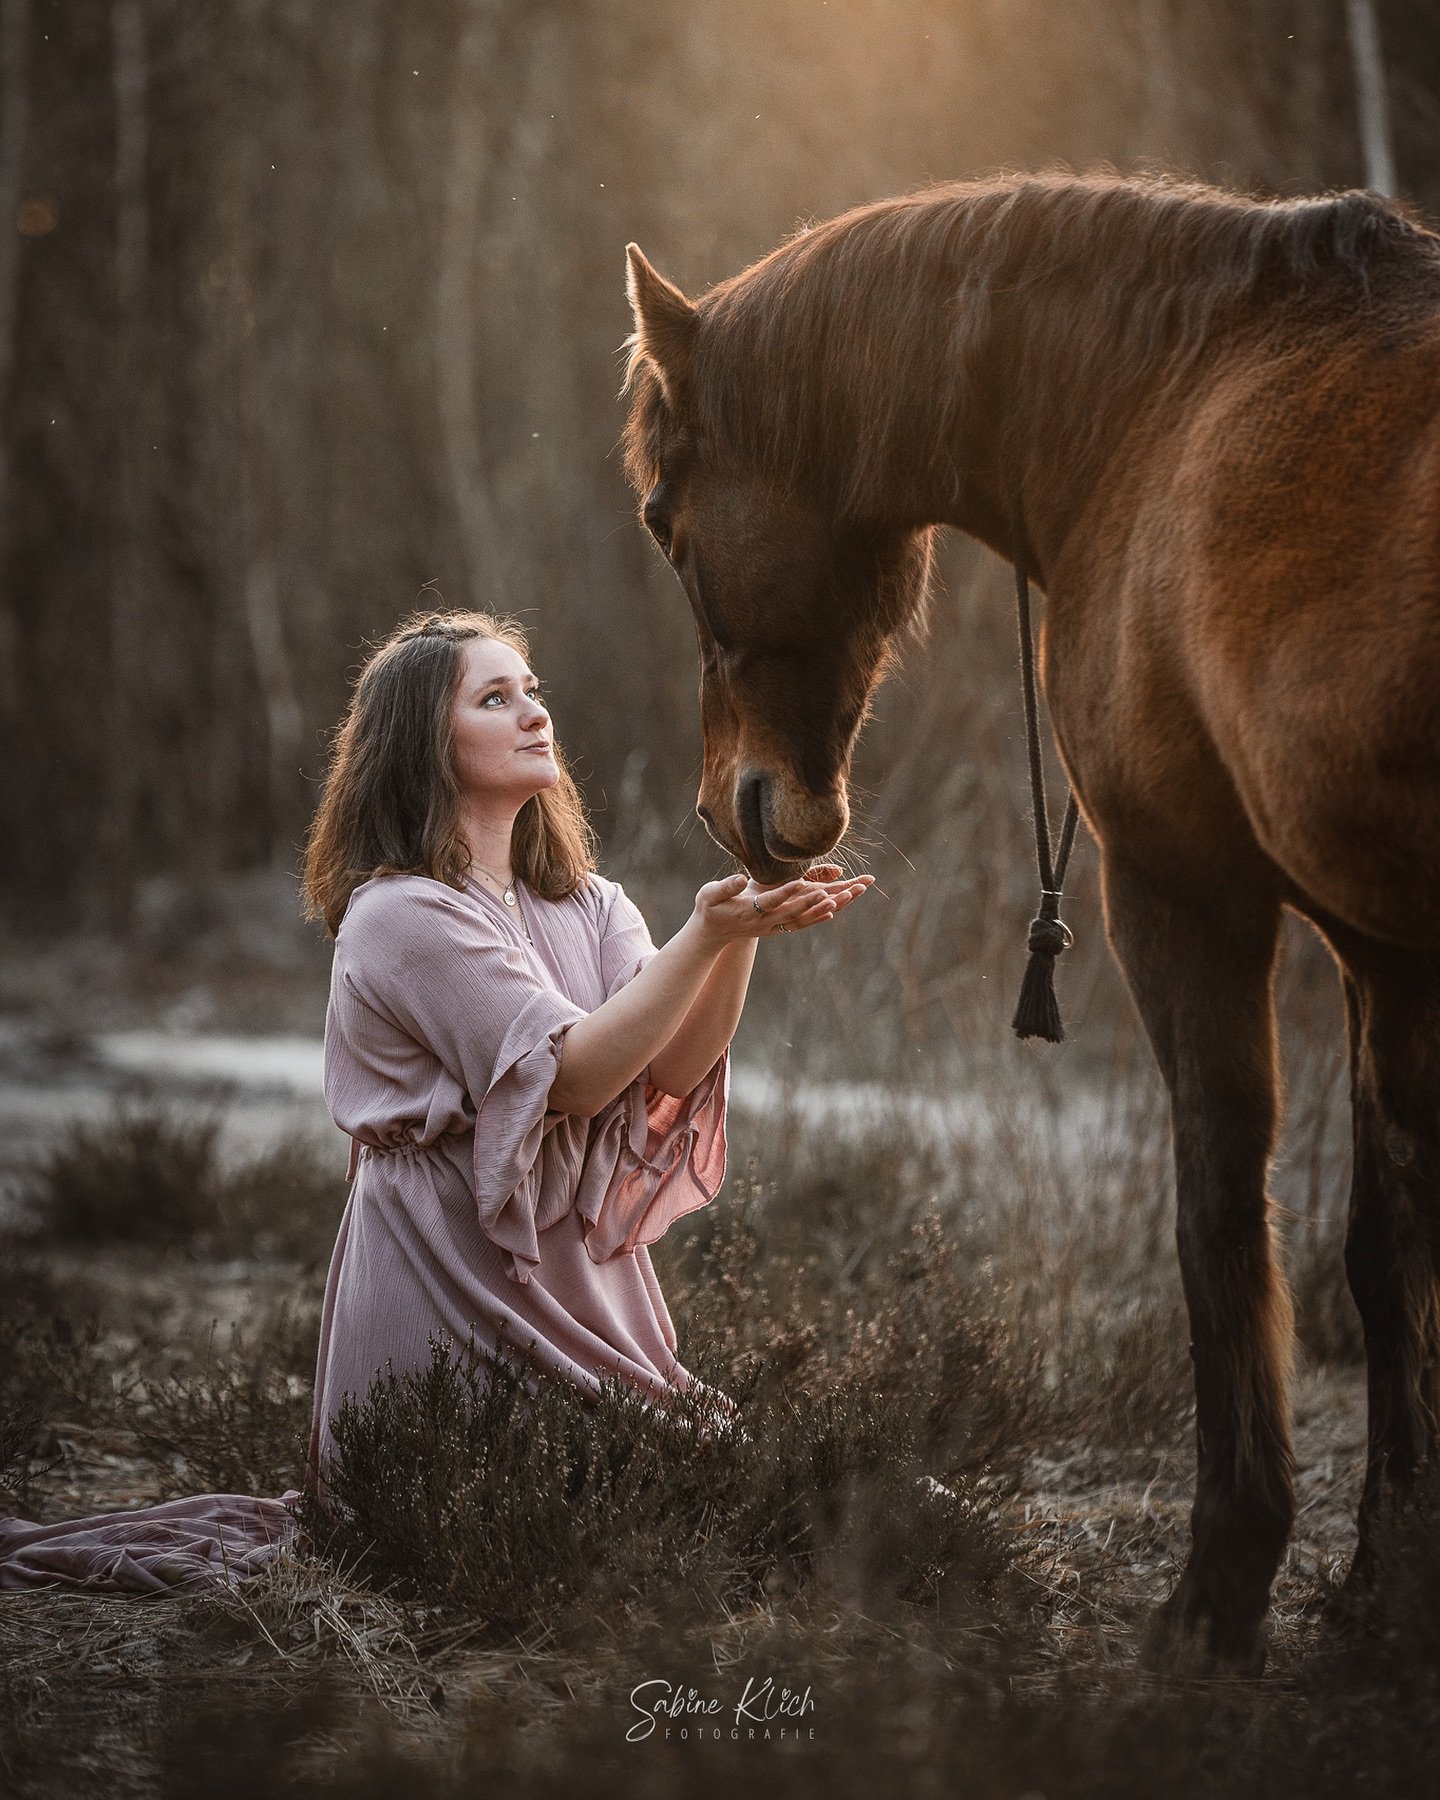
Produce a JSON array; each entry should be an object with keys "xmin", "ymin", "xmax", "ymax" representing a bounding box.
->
[{"xmin": 301, "ymin": 610, "xmax": 597, "ymax": 936}]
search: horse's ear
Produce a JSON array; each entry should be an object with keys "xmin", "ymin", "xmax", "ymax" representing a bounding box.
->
[{"xmin": 625, "ymin": 243, "xmax": 697, "ymax": 398}]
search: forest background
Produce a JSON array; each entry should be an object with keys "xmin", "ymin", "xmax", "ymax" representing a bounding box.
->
[
  {"xmin": 5, "ymin": 6, "xmax": 1440, "ymax": 1793},
  {"xmin": 2, "ymin": 0, "xmax": 1434, "ymax": 1080}
]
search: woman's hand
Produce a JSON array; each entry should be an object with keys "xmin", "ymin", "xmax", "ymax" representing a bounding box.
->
[
  {"xmin": 692, "ymin": 863, "xmax": 874, "ymax": 948},
  {"xmin": 552, "ymin": 864, "xmax": 874, "ymax": 1116}
]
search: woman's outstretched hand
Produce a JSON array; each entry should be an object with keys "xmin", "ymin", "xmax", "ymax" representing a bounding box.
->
[{"xmin": 692, "ymin": 863, "xmax": 874, "ymax": 947}]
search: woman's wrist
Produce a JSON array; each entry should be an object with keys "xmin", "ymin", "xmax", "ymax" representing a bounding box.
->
[{"xmin": 685, "ymin": 899, "xmax": 736, "ymax": 957}]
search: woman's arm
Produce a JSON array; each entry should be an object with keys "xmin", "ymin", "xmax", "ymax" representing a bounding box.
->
[
  {"xmin": 547, "ymin": 869, "xmax": 869, "ymax": 1118},
  {"xmin": 646, "ymin": 938, "xmax": 758, "ymax": 1098},
  {"xmin": 646, "ymin": 862, "xmax": 866, "ymax": 1096}
]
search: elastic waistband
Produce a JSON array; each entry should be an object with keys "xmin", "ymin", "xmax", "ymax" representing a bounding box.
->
[{"xmin": 346, "ymin": 1130, "xmax": 470, "ymax": 1182}]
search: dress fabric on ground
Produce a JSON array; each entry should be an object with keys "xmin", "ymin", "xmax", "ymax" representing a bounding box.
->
[
  {"xmin": 0, "ymin": 1494, "xmax": 303, "ymax": 1593},
  {"xmin": 0, "ymin": 871, "xmax": 730, "ymax": 1594}
]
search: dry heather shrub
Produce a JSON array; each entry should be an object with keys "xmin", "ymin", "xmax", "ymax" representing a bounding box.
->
[
  {"xmin": 124, "ymin": 1302, "xmax": 318, "ymax": 1497},
  {"xmin": 0, "ymin": 1250, "xmax": 130, "ymax": 1506},
  {"xmin": 668, "ymin": 1098, "xmax": 1202, "ymax": 1481},
  {"xmin": 214, "ymin": 1135, "xmax": 347, "ymax": 1265},
  {"xmin": 670, "ymin": 1179, "xmax": 1055, "ymax": 1487},
  {"xmin": 18, "ymin": 1102, "xmax": 224, "ymax": 1244},
  {"xmin": 301, "ymin": 1329, "xmax": 1016, "ymax": 1640},
  {"xmin": 803, "ymin": 1205, "xmax": 1053, "ymax": 1487},
  {"xmin": 17, "ymin": 1101, "xmax": 342, "ymax": 1261},
  {"xmin": 1042, "ymin": 1296, "xmax": 1196, "ymax": 1456}
]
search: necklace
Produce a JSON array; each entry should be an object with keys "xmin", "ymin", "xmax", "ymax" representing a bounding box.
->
[
  {"xmin": 471, "ymin": 860, "xmax": 517, "ymax": 906},
  {"xmin": 470, "ymin": 862, "xmax": 532, "ymax": 943}
]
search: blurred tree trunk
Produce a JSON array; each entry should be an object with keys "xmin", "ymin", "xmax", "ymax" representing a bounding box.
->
[
  {"xmin": 102, "ymin": 0, "xmax": 150, "ymax": 929},
  {"xmin": 1346, "ymin": 0, "xmax": 1396, "ymax": 193},
  {"xmin": 0, "ymin": 0, "xmax": 29, "ymax": 726},
  {"xmin": 1136, "ymin": 0, "xmax": 1186, "ymax": 157},
  {"xmin": 1287, "ymin": 0, "xmax": 1329, "ymax": 185},
  {"xmin": 231, "ymin": 0, "xmax": 303, "ymax": 873},
  {"xmin": 435, "ymin": 0, "xmax": 514, "ymax": 612}
]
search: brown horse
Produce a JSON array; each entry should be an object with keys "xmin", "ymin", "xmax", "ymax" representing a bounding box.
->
[{"xmin": 621, "ymin": 172, "xmax": 1440, "ymax": 1673}]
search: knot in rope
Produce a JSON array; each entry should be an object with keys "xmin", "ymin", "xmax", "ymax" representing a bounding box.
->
[
  {"xmin": 1026, "ymin": 910, "xmax": 1073, "ymax": 959},
  {"xmin": 1009, "ymin": 504, "xmax": 1082, "ymax": 1044}
]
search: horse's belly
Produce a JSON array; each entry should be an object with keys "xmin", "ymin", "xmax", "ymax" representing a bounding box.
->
[
  {"xmin": 1183, "ymin": 587, "xmax": 1440, "ymax": 946},
  {"xmin": 1051, "ymin": 579, "xmax": 1440, "ymax": 948},
  {"xmin": 1223, "ymin": 707, "xmax": 1440, "ymax": 945}
]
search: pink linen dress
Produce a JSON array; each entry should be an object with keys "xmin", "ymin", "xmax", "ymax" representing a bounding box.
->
[{"xmin": 0, "ymin": 870, "xmax": 730, "ymax": 1592}]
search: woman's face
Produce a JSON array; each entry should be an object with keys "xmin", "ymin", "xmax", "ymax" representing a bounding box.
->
[{"xmin": 450, "ymin": 637, "xmax": 559, "ymax": 807}]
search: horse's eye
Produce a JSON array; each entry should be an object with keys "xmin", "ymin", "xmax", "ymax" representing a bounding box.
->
[{"xmin": 644, "ymin": 508, "xmax": 673, "ymax": 557}]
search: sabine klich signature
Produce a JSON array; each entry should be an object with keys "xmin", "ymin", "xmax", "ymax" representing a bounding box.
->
[{"xmin": 627, "ymin": 1677, "xmax": 817, "ymax": 1743}]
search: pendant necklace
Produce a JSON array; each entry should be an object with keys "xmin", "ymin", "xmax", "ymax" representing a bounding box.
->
[
  {"xmin": 471, "ymin": 861, "xmax": 532, "ymax": 942},
  {"xmin": 474, "ymin": 863, "xmax": 517, "ymax": 906}
]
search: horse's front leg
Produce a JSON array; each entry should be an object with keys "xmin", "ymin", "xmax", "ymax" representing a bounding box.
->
[{"xmin": 1102, "ymin": 852, "xmax": 1294, "ymax": 1673}]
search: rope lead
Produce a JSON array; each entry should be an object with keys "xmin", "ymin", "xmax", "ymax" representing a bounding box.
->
[{"xmin": 1010, "ymin": 509, "xmax": 1081, "ymax": 1043}]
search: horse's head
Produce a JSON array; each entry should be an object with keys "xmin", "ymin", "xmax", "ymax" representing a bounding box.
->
[{"xmin": 621, "ymin": 243, "xmax": 935, "ymax": 882}]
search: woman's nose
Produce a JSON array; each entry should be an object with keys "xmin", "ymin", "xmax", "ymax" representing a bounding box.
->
[{"xmin": 522, "ymin": 694, "xmax": 548, "ymax": 727}]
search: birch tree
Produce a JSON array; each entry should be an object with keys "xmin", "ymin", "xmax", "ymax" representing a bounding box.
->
[{"xmin": 1346, "ymin": 0, "xmax": 1396, "ymax": 194}]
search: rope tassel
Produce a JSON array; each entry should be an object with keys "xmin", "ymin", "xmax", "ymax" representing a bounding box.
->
[
  {"xmin": 1011, "ymin": 891, "xmax": 1074, "ymax": 1043},
  {"xmin": 1009, "ymin": 504, "xmax": 1081, "ymax": 1043}
]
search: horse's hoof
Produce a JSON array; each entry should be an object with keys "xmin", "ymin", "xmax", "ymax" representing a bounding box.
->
[
  {"xmin": 1320, "ymin": 1551, "xmax": 1380, "ymax": 1635},
  {"xmin": 1139, "ymin": 1596, "xmax": 1267, "ymax": 1680}
]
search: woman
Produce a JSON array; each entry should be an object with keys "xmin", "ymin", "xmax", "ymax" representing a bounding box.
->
[
  {"xmin": 303, "ymin": 607, "xmax": 870, "ymax": 1470},
  {"xmin": 0, "ymin": 609, "xmax": 871, "ymax": 1591}
]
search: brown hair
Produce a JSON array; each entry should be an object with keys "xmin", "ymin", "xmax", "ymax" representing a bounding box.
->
[{"xmin": 301, "ymin": 609, "xmax": 597, "ymax": 936}]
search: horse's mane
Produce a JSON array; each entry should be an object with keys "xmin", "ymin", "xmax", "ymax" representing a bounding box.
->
[{"xmin": 624, "ymin": 171, "xmax": 1438, "ymax": 520}]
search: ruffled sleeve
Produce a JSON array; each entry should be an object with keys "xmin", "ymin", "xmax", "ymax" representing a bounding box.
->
[
  {"xmin": 334, "ymin": 873, "xmax": 728, "ymax": 1285},
  {"xmin": 573, "ymin": 878, "xmax": 729, "ymax": 1263},
  {"xmin": 470, "ymin": 985, "xmax": 589, "ymax": 1283},
  {"xmin": 335, "ymin": 878, "xmax": 587, "ymax": 1284}
]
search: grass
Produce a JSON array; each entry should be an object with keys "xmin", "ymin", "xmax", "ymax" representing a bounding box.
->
[
  {"xmin": 123, "ymin": 1302, "xmax": 318, "ymax": 1500},
  {"xmin": 1, "ymin": 1045, "xmax": 1425, "ymax": 1800},
  {"xmin": 12, "ymin": 1099, "xmax": 344, "ymax": 1265}
]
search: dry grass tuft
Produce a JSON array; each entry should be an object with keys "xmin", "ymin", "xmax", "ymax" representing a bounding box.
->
[
  {"xmin": 121, "ymin": 1302, "xmax": 318, "ymax": 1500},
  {"xmin": 14, "ymin": 1100, "xmax": 342, "ymax": 1264}
]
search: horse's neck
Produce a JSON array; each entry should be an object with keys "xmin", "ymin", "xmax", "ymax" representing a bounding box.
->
[{"xmin": 927, "ymin": 200, "xmax": 1246, "ymax": 578}]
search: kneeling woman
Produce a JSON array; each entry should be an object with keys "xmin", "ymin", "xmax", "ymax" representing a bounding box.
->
[
  {"xmin": 0, "ymin": 609, "xmax": 870, "ymax": 1591},
  {"xmin": 303, "ymin": 609, "xmax": 870, "ymax": 1474}
]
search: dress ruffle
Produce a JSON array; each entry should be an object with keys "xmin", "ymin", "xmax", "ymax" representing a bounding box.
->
[
  {"xmin": 472, "ymin": 986, "xmax": 588, "ymax": 1284},
  {"xmin": 577, "ymin": 1055, "xmax": 729, "ymax": 1263},
  {"xmin": 471, "ymin": 963, "xmax": 728, "ymax": 1285}
]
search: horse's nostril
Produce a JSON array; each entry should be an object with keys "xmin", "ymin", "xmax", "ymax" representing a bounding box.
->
[
  {"xmin": 737, "ymin": 773, "xmax": 769, "ymax": 864},
  {"xmin": 696, "ymin": 802, "xmax": 714, "ymax": 828}
]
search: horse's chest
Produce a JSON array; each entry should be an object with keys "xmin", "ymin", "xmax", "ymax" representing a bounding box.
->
[{"xmin": 1041, "ymin": 581, "xmax": 1244, "ymax": 859}]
